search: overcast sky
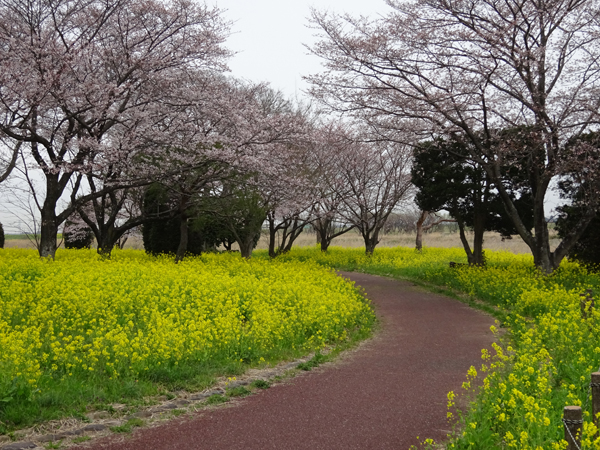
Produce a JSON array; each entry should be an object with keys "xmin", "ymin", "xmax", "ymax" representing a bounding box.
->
[{"xmin": 220, "ymin": 0, "xmax": 392, "ymax": 98}]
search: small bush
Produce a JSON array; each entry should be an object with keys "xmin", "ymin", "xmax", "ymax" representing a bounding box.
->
[{"xmin": 63, "ymin": 220, "xmax": 94, "ymax": 249}]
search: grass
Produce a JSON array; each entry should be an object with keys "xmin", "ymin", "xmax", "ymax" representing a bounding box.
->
[
  {"xmin": 296, "ymin": 352, "xmax": 327, "ymax": 371},
  {"xmin": 226, "ymin": 386, "xmax": 251, "ymax": 397},
  {"xmin": 251, "ymin": 379, "xmax": 270, "ymax": 389},
  {"xmin": 204, "ymin": 394, "xmax": 228, "ymax": 405},
  {"xmin": 3, "ymin": 230, "xmax": 559, "ymax": 254},
  {"xmin": 0, "ymin": 359, "xmax": 244, "ymax": 434},
  {"xmin": 110, "ymin": 418, "xmax": 145, "ymax": 433}
]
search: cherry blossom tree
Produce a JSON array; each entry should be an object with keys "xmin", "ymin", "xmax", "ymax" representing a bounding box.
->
[
  {"xmin": 265, "ymin": 176, "xmax": 318, "ymax": 257},
  {"xmin": 309, "ymin": 123, "xmax": 357, "ymax": 251},
  {"xmin": 0, "ymin": 0, "xmax": 230, "ymax": 258},
  {"xmin": 221, "ymin": 85, "xmax": 314, "ymax": 258},
  {"xmin": 324, "ymin": 125, "xmax": 413, "ymax": 255},
  {"xmin": 307, "ymin": 0, "xmax": 600, "ymax": 272},
  {"xmin": 262, "ymin": 135, "xmax": 320, "ymax": 257},
  {"xmin": 147, "ymin": 80, "xmax": 313, "ymax": 260}
]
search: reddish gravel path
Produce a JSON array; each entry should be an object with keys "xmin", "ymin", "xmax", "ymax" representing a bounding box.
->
[{"xmin": 75, "ymin": 272, "xmax": 496, "ymax": 450}]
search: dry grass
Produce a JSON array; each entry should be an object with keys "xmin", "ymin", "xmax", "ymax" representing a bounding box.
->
[
  {"xmin": 3, "ymin": 230, "xmax": 560, "ymax": 255},
  {"xmin": 256, "ymin": 229, "xmax": 559, "ymax": 254},
  {"xmin": 3, "ymin": 238, "xmax": 39, "ymax": 249}
]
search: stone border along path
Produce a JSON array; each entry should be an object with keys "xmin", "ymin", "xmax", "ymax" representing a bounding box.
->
[{"xmin": 1, "ymin": 272, "xmax": 497, "ymax": 450}]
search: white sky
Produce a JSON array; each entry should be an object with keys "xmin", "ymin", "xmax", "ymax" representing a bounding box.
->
[{"xmin": 220, "ymin": 0, "xmax": 392, "ymax": 98}]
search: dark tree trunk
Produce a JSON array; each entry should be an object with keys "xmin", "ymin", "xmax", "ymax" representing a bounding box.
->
[
  {"xmin": 267, "ymin": 215, "xmax": 308, "ymax": 257},
  {"xmin": 315, "ymin": 217, "xmax": 330, "ymax": 251},
  {"xmin": 314, "ymin": 216, "xmax": 354, "ymax": 252},
  {"xmin": 238, "ymin": 237, "xmax": 256, "ymax": 259},
  {"xmin": 363, "ymin": 227, "xmax": 380, "ymax": 256},
  {"xmin": 222, "ymin": 239, "xmax": 233, "ymax": 251},
  {"xmin": 40, "ymin": 209, "xmax": 58, "ymax": 259},
  {"xmin": 281, "ymin": 218, "xmax": 305, "ymax": 253},
  {"xmin": 489, "ymin": 160, "xmax": 561, "ymax": 273},
  {"xmin": 456, "ymin": 212, "xmax": 487, "ymax": 266},
  {"xmin": 268, "ymin": 217, "xmax": 277, "ymax": 258},
  {"xmin": 471, "ymin": 211, "xmax": 486, "ymax": 266},
  {"xmin": 175, "ymin": 217, "xmax": 189, "ymax": 263},
  {"xmin": 415, "ymin": 210, "xmax": 428, "ymax": 251},
  {"xmin": 456, "ymin": 218, "xmax": 475, "ymax": 265},
  {"xmin": 117, "ymin": 236, "xmax": 128, "ymax": 249},
  {"xmin": 95, "ymin": 225, "xmax": 129, "ymax": 259},
  {"xmin": 97, "ymin": 233, "xmax": 114, "ymax": 259},
  {"xmin": 39, "ymin": 179, "xmax": 61, "ymax": 259},
  {"xmin": 364, "ymin": 236, "xmax": 378, "ymax": 255}
]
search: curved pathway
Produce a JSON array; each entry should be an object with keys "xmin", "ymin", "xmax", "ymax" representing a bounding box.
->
[{"xmin": 75, "ymin": 272, "xmax": 496, "ymax": 450}]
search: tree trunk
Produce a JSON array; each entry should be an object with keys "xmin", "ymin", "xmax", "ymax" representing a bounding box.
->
[
  {"xmin": 416, "ymin": 210, "xmax": 428, "ymax": 251},
  {"xmin": 97, "ymin": 231, "xmax": 115, "ymax": 259},
  {"xmin": 363, "ymin": 228, "xmax": 380, "ymax": 256},
  {"xmin": 471, "ymin": 211, "xmax": 486, "ymax": 266},
  {"xmin": 281, "ymin": 218, "xmax": 304, "ymax": 253},
  {"xmin": 490, "ymin": 162, "xmax": 558, "ymax": 272},
  {"xmin": 39, "ymin": 186, "xmax": 60, "ymax": 259},
  {"xmin": 238, "ymin": 237, "xmax": 255, "ymax": 259},
  {"xmin": 97, "ymin": 245, "xmax": 113, "ymax": 259},
  {"xmin": 117, "ymin": 236, "xmax": 128, "ymax": 249},
  {"xmin": 40, "ymin": 211, "xmax": 58, "ymax": 259},
  {"xmin": 268, "ymin": 217, "xmax": 277, "ymax": 258},
  {"xmin": 96, "ymin": 224, "xmax": 113, "ymax": 259},
  {"xmin": 175, "ymin": 217, "xmax": 189, "ymax": 263},
  {"xmin": 95, "ymin": 224, "xmax": 128, "ymax": 260},
  {"xmin": 457, "ymin": 219, "xmax": 475, "ymax": 265},
  {"xmin": 315, "ymin": 218, "xmax": 329, "ymax": 251},
  {"xmin": 364, "ymin": 237, "xmax": 378, "ymax": 255}
]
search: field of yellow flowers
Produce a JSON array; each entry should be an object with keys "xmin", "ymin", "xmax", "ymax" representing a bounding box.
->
[
  {"xmin": 0, "ymin": 248, "xmax": 374, "ymax": 431},
  {"xmin": 3, "ymin": 245, "xmax": 600, "ymax": 448},
  {"xmin": 274, "ymin": 246, "xmax": 600, "ymax": 449}
]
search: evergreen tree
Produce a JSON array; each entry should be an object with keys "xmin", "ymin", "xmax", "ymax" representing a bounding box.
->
[
  {"xmin": 555, "ymin": 132, "xmax": 600, "ymax": 271},
  {"xmin": 412, "ymin": 134, "xmax": 533, "ymax": 265},
  {"xmin": 141, "ymin": 183, "xmax": 238, "ymax": 257}
]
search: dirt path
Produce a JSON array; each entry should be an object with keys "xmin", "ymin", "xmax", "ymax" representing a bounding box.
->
[{"xmin": 74, "ymin": 272, "xmax": 496, "ymax": 450}]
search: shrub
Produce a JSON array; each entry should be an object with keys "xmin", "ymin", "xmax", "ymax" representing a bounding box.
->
[
  {"xmin": 556, "ymin": 205, "xmax": 600, "ymax": 272},
  {"xmin": 63, "ymin": 219, "xmax": 94, "ymax": 249}
]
